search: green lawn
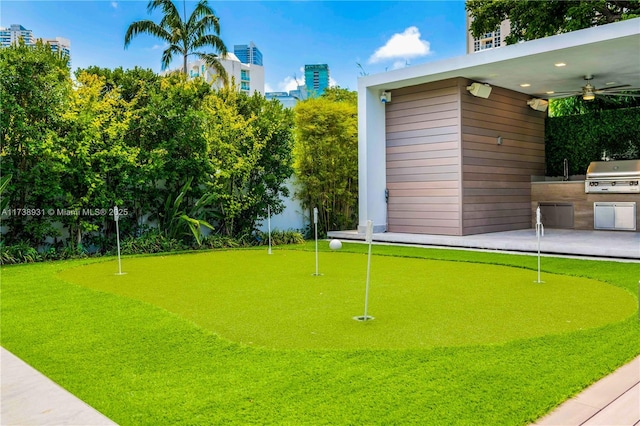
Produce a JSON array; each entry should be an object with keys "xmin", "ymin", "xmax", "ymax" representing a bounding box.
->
[{"xmin": 2, "ymin": 242, "xmax": 639, "ymax": 425}]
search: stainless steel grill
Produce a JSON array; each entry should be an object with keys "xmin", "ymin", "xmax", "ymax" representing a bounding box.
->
[{"xmin": 585, "ymin": 159, "xmax": 640, "ymax": 193}]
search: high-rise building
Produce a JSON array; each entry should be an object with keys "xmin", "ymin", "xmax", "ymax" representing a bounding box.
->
[
  {"xmin": 466, "ymin": 15, "xmax": 510, "ymax": 53},
  {"xmin": 0, "ymin": 24, "xmax": 35, "ymax": 47},
  {"xmin": 1, "ymin": 24, "xmax": 70, "ymax": 62},
  {"xmin": 185, "ymin": 53, "xmax": 265, "ymax": 95},
  {"xmin": 288, "ymin": 86, "xmax": 307, "ymax": 100},
  {"xmin": 42, "ymin": 37, "xmax": 71, "ymax": 57},
  {"xmin": 181, "ymin": 42, "xmax": 264, "ymax": 94},
  {"xmin": 304, "ymin": 64, "xmax": 329, "ymax": 97},
  {"xmin": 265, "ymin": 92, "xmax": 297, "ymax": 109},
  {"xmin": 265, "ymin": 86, "xmax": 307, "ymax": 108},
  {"xmin": 234, "ymin": 42, "xmax": 263, "ymax": 66}
]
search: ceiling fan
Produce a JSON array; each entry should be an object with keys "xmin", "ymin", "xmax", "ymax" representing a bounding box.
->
[{"xmin": 553, "ymin": 75, "xmax": 640, "ymax": 101}]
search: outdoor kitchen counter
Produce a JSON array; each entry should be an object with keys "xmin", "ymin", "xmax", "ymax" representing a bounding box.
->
[{"xmin": 531, "ymin": 181, "xmax": 640, "ymax": 230}]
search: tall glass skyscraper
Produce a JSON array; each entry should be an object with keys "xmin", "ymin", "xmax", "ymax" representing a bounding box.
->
[
  {"xmin": 234, "ymin": 42, "xmax": 263, "ymax": 66},
  {"xmin": 304, "ymin": 64, "xmax": 329, "ymax": 97}
]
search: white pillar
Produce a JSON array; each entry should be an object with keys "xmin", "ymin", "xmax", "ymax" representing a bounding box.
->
[{"xmin": 358, "ymin": 84, "xmax": 387, "ymax": 234}]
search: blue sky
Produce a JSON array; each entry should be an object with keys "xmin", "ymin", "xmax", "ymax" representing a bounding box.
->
[{"xmin": 1, "ymin": 1, "xmax": 468, "ymax": 91}]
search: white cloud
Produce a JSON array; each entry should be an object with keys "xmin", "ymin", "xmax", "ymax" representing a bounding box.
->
[
  {"xmin": 278, "ymin": 75, "xmax": 304, "ymax": 92},
  {"xmin": 151, "ymin": 43, "xmax": 166, "ymax": 50},
  {"xmin": 111, "ymin": 2, "xmax": 118, "ymax": 9},
  {"xmin": 271, "ymin": 67, "xmax": 336, "ymax": 93},
  {"xmin": 368, "ymin": 26, "xmax": 431, "ymax": 64}
]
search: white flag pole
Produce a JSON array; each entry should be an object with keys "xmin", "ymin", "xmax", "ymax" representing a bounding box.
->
[
  {"xmin": 267, "ymin": 204, "xmax": 272, "ymax": 255},
  {"xmin": 535, "ymin": 206, "xmax": 544, "ymax": 283},
  {"xmin": 355, "ymin": 220, "xmax": 375, "ymax": 321},
  {"xmin": 114, "ymin": 205, "xmax": 124, "ymax": 275},
  {"xmin": 363, "ymin": 220, "xmax": 374, "ymax": 319},
  {"xmin": 312, "ymin": 207, "xmax": 320, "ymax": 276}
]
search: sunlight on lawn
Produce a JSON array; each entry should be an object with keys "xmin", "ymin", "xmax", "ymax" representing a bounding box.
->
[{"xmin": 58, "ymin": 250, "xmax": 636, "ymax": 349}]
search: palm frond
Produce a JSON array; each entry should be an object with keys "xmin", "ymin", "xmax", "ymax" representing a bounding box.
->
[
  {"xmin": 190, "ymin": 15, "xmax": 224, "ymax": 47},
  {"xmin": 159, "ymin": 10, "xmax": 184, "ymax": 39},
  {"xmin": 124, "ymin": 20, "xmax": 171, "ymax": 48},
  {"xmin": 197, "ymin": 52, "xmax": 228, "ymax": 86},
  {"xmin": 147, "ymin": 0, "xmax": 179, "ymax": 17},
  {"xmin": 188, "ymin": 1, "xmax": 219, "ymax": 34},
  {"xmin": 161, "ymin": 44, "xmax": 183, "ymax": 70},
  {"xmin": 126, "ymin": 0, "xmax": 228, "ymax": 75},
  {"xmin": 190, "ymin": 34, "xmax": 227, "ymax": 55}
]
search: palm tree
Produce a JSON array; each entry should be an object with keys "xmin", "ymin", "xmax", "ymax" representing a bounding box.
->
[{"xmin": 124, "ymin": 0, "xmax": 228, "ymax": 83}]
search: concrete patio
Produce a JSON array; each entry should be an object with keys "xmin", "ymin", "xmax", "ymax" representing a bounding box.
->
[{"xmin": 328, "ymin": 228, "xmax": 640, "ymax": 260}]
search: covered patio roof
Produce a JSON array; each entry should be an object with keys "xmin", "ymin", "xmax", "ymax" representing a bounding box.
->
[
  {"xmin": 357, "ymin": 18, "xmax": 640, "ymax": 235},
  {"xmin": 360, "ymin": 18, "xmax": 640, "ymax": 99}
]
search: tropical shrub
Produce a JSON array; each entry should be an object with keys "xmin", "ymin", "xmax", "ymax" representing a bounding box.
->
[
  {"xmin": 0, "ymin": 40, "xmax": 71, "ymax": 245},
  {"xmin": 119, "ymin": 229, "xmax": 187, "ymax": 255},
  {"xmin": 256, "ymin": 230, "xmax": 304, "ymax": 246},
  {"xmin": 203, "ymin": 87, "xmax": 294, "ymax": 236},
  {"xmin": 293, "ymin": 88, "xmax": 358, "ymax": 237},
  {"xmin": 200, "ymin": 235, "xmax": 241, "ymax": 249},
  {"xmin": 0, "ymin": 241, "xmax": 42, "ymax": 264},
  {"xmin": 1, "ymin": 53, "xmax": 295, "ymax": 256}
]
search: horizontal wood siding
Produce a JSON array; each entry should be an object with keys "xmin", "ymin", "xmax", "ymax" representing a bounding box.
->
[
  {"xmin": 460, "ymin": 80, "xmax": 545, "ymax": 235},
  {"xmin": 386, "ymin": 79, "xmax": 461, "ymax": 235}
]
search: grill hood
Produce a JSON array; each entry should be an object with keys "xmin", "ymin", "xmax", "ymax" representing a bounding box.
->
[
  {"xmin": 586, "ymin": 159, "xmax": 640, "ymax": 180},
  {"xmin": 585, "ymin": 159, "xmax": 640, "ymax": 193}
]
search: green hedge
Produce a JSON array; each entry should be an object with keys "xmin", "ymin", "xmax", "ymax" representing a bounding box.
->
[
  {"xmin": 0, "ymin": 230, "xmax": 305, "ymax": 265},
  {"xmin": 545, "ymin": 107, "xmax": 640, "ymax": 176}
]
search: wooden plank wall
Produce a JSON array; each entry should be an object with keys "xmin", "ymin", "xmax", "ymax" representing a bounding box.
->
[
  {"xmin": 460, "ymin": 79, "xmax": 545, "ymax": 234},
  {"xmin": 385, "ymin": 79, "xmax": 462, "ymax": 235}
]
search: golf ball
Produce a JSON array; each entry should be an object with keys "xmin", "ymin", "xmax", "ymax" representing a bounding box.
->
[{"xmin": 329, "ymin": 239, "xmax": 342, "ymax": 250}]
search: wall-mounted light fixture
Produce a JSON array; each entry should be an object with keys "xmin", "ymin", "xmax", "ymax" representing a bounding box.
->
[
  {"xmin": 466, "ymin": 82, "xmax": 492, "ymax": 99},
  {"xmin": 380, "ymin": 91, "xmax": 391, "ymax": 103},
  {"xmin": 527, "ymin": 98, "xmax": 549, "ymax": 112}
]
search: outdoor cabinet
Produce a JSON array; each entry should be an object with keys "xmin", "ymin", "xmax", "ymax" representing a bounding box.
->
[
  {"xmin": 593, "ymin": 202, "xmax": 636, "ymax": 231},
  {"xmin": 539, "ymin": 202, "xmax": 574, "ymax": 229}
]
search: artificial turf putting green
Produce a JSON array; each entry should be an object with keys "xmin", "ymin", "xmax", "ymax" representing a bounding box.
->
[
  {"xmin": 58, "ymin": 249, "xmax": 635, "ymax": 349},
  {"xmin": 2, "ymin": 243, "xmax": 639, "ymax": 425}
]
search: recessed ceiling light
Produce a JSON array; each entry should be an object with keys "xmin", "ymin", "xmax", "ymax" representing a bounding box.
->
[
  {"xmin": 520, "ymin": 83, "xmax": 531, "ymax": 87},
  {"xmin": 546, "ymin": 91, "xmax": 555, "ymax": 94},
  {"xmin": 605, "ymin": 81, "xmax": 617, "ymax": 85},
  {"xmin": 554, "ymin": 62, "xmax": 566, "ymax": 67}
]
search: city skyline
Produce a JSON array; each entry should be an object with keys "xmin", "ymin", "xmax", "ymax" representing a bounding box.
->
[{"xmin": 1, "ymin": 1, "xmax": 468, "ymax": 92}]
